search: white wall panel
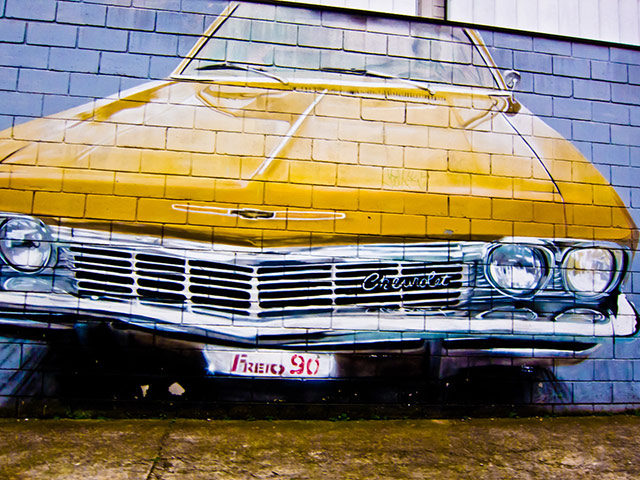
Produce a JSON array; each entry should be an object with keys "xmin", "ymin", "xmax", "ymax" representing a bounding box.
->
[{"xmin": 448, "ymin": 0, "xmax": 640, "ymax": 46}]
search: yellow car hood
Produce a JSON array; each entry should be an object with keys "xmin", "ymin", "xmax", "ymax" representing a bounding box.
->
[{"xmin": 0, "ymin": 80, "xmax": 635, "ymax": 248}]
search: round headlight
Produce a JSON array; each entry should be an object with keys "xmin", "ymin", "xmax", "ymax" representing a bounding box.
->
[
  {"xmin": 563, "ymin": 248, "xmax": 614, "ymax": 296},
  {"xmin": 0, "ymin": 218, "xmax": 53, "ymax": 273},
  {"xmin": 487, "ymin": 244, "xmax": 546, "ymax": 295}
]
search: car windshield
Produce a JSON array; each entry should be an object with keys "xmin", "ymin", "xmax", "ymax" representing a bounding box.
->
[{"xmin": 177, "ymin": 2, "xmax": 499, "ymax": 89}]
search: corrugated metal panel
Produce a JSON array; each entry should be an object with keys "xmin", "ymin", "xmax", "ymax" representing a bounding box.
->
[
  {"xmin": 418, "ymin": 0, "xmax": 446, "ymax": 18},
  {"xmin": 448, "ymin": 0, "xmax": 640, "ymax": 46}
]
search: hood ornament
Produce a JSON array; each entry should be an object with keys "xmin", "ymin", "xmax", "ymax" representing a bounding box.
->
[{"xmin": 173, "ymin": 204, "xmax": 345, "ymax": 221}]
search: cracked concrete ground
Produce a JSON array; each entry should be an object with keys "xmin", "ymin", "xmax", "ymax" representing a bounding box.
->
[{"xmin": 1, "ymin": 416, "xmax": 640, "ymax": 479}]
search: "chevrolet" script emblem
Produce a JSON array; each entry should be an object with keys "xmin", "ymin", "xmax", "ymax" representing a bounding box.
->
[{"xmin": 362, "ymin": 271, "xmax": 452, "ymax": 292}]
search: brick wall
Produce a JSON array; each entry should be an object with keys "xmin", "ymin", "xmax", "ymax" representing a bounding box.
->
[{"xmin": 0, "ymin": 0, "xmax": 639, "ymax": 416}]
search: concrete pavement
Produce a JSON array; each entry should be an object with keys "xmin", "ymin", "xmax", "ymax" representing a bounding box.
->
[{"xmin": 1, "ymin": 416, "xmax": 640, "ymax": 479}]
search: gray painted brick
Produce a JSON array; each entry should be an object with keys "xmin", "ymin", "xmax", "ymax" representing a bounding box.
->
[
  {"xmin": 594, "ymin": 360, "xmax": 633, "ymax": 381},
  {"xmin": 518, "ymin": 92, "xmax": 553, "ymax": 116},
  {"xmin": 252, "ymin": 21, "xmax": 297, "ymax": 46},
  {"xmin": 119, "ymin": 76, "xmax": 147, "ymax": 92},
  {"xmin": 57, "ymin": 2, "xmax": 106, "ymax": 26},
  {"xmin": 592, "ymin": 143, "xmax": 629, "ymax": 166},
  {"xmin": 106, "ymin": 6, "xmax": 155, "ymax": 31},
  {"xmin": 156, "ymin": 11, "xmax": 205, "ymax": 35},
  {"xmin": 589, "ymin": 339, "xmax": 613, "ymax": 362},
  {"xmin": 544, "ymin": 117, "xmax": 572, "ymax": 139},
  {"xmin": 388, "ymin": 35, "xmax": 429, "ymax": 59},
  {"xmin": 344, "ymin": 31, "xmax": 387, "ymax": 55},
  {"xmin": 533, "ymin": 74, "xmax": 572, "ymax": 96},
  {"xmin": 26, "ymin": 23, "xmax": 77, "ymax": 48},
  {"xmin": 49, "ymin": 47, "xmax": 100, "ymax": 74},
  {"xmin": 552, "ymin": 97, "xmax": 591, "ymax": 120},
  {"xmin": 613, "ymin": 382, "xmax": 640, "ymax": 403},
  {"xmin": 298, "ymin": 25, "xmax": 342, "ymax": 49},
  {"xmin": 485, "ymin": 47, "xmax": 512, "ymax": 69},
  {"xmin": 99, "ymin": 51, "xmax": 150, "ymax": 77},
  {"xmin": 477, "ymin": 30, "xmax": 493, "ymax": 46},
  {"xmin": 573, "ymin": 78, "xmax": 610, "ymax": 101},
  {"xmin": 573, "ymin": 120, "xmax": 609, "ymax": 143},
  {"xmin": 0, "ymin": 44, "xmax": 49, "ymax": 69},
  {"xmin": 238, "ymin": 3, "xmax": 276, "ymax": 21},
  {"xmin": 632, "ymin": 147, "xmax": 640, "ymax": 168},
  {"xmin": 227, "ymin": 39, "xmax": 274, "ymax": 65},
  {"xmin": 610, "ymin": 47, "xmax": 640, "ymax": 66},
  {"xmin": 18, "ymin": 69, "xmax": 69, "ymax": 95},
  {"xmin": 181, "ymin": 0, "xmax": 227, "ymax": 15},
  {"xmin": 149, "ymin": 56, "xmax": 179, "ymax": 79},
  {"xmin": 555, "ymin": 362, "xmax": 594, "ymax": 381},
  {"xmin": 319, "ymin": 50, "xmax": 364, "ymax": 71},
  {"xmin": 632, "ymin": 108, "xmax": 640, "ymax": 127},
  {"xmin": 79, "ymin": 26, "xmax": 128, "ymax": 52},
  {"xmin": 572, "ymin": 42, "xmax": 609, "ymax": 60},
  {"xmin": 612, "ymin": 83, "xmax": 640, "ymax": 105},
  {"xmin": 552, "ymin": 56, "xmax": 590, "ymax": 78},
  {"xmin": 322, "ymin": 11, "xmax": 366, "ymax": 32},
  {"xmin": 132, "ymin": 0, "xmax": 180, "ymax": 10},
  {"xmin": 514, "ymin": 51, "xmax": 551, "ymax": 73},
  {"xmin": 129, "ymin": 31, "xmax": 178, "ymax": 56},
  {"xmin": 0, "ymin": 91, "xmax": 42, "ymax": 116},
  {"xmin": 5, "ymin": 0, "xmax": 56, "ymax": 21},
  {"xmin": 366, "ymin": 17, "xmax": 409, "ymax": 36},
  {"xmin": 42, "ymin": 94, "xmax": 86, "ymax": 116},
  {"xmin": 0, "ymin": 116, "xmax": 13, "ymax": 131},
  {"xmin": 276, "ymin": 4, "xmax": 321, "ymax": 26},
  {"xmin": 493, "ymin": 32, "xmax": 532, "ymax": 51},
  {"xmin": 81, "ymin": 0, "xmax": 131, "ymax": 5},
  {"xmin": 0, "ymin": 19, "xmax": 26, "ymax": 43},
  {"xmin": 613, "ymin": 185, "xmax": 631, "ymax": 205},
  {"xmin": 0, "ymin": 67, "xmax": 18, "ymax": 90},
  {"xmin": 612, "ymin": 166, "xmax": 640, "ymax": 187},
  {"xmin": 212, "ymin": 17, "xmax": 251, "ymax": 41},
  {"xmin": 69, "ymin": 72, "xmax": 120, "ymax": 97},
  {"xmin": 533, "ymin": 37, "xmax": 571, "ymax": 56},
  {"xmin": 274, "ymin": 46, "xmax": 320, "ymax": 70},
  {"xmin": 612, "ymin": 125, "xmax": 640, "ymax": 147},
  {"xmin": 573, "ymin": 381, "xmax": 612, "ymax": 403},
  {"xmin": 630, "ymin": 65, "xmax": 640, "ymax": 85},
  {"xmin": 573, "ymin": 140, "xmax": 594, "ymax": 162},
  {"xmin": 592, "ymin": 101, "xmax": 630, "ymax": 125},
  {"xmin": 591, "ymin": 60, "xmax": 628, "ymax": 82},
  {"xmin": 514, "ymin": 70, "xmax": 533, "ymax": 93},
  {"xmin": 178, "ymin": 35, "xmax": 201, "ymax": 57},
  {"xmin": 633, "ymin": 361, "xmax": 640, "ymax": 381}
]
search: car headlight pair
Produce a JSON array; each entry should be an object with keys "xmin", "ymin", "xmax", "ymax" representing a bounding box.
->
[
  {"xmin": 487, "ymin": 244, "xmax": 618, "ymax": 298},
  {"xmin": 0, "ymin": 217, "xmax": 53, "ymax": 273}
]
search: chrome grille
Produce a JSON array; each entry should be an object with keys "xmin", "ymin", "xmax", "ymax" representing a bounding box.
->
[{"xmin": 69, "ymin": 245, "xmax": 469, "ymax": 319}]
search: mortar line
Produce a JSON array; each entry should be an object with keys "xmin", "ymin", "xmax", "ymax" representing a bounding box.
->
[{"xmin": 144, "ymin": 418, "xmax": 176, "ymax": 480}]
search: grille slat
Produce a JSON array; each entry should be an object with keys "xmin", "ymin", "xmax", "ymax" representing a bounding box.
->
[{"xmin": 70, "ymin": 245, "xmax": 469, "ymax": 320}]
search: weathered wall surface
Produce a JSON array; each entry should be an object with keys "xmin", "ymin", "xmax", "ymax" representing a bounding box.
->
[{"xmin": 0, "ymin": 0, "xmax": 639, "ymax": 417}]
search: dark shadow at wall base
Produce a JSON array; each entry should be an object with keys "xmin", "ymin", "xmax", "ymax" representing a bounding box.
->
[{"xmin": 0, "ymin": 324, "xmax": 594, "ymax": 419}]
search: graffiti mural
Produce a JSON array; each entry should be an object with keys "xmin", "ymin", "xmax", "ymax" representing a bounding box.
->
[{"xmin": 0, "ymin": 0, "xmax": 637, "ymax": 413}]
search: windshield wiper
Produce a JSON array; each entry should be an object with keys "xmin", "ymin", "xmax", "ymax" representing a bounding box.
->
[
  {"xmin": 196, "ymin": 61, "xmax": 287, "ymax": 84},
  {"xmin": 319, "ymin": 67, "xmax": 433, "ymax": 94}
]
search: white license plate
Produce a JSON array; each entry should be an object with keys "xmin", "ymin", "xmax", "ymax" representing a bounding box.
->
[{"xmin": 204, "ymin": 349, "xmax": 337, "ymax": 378}]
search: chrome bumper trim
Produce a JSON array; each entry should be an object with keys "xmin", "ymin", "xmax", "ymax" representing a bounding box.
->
[{"xmin": 0, "ymin": 291, "xmax": 636, "ymax": 348}]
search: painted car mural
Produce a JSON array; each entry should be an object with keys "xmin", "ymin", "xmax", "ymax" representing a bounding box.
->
[{"xmin": 0, "ymin": 1, "xmax": 637, "ymax": 382}]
